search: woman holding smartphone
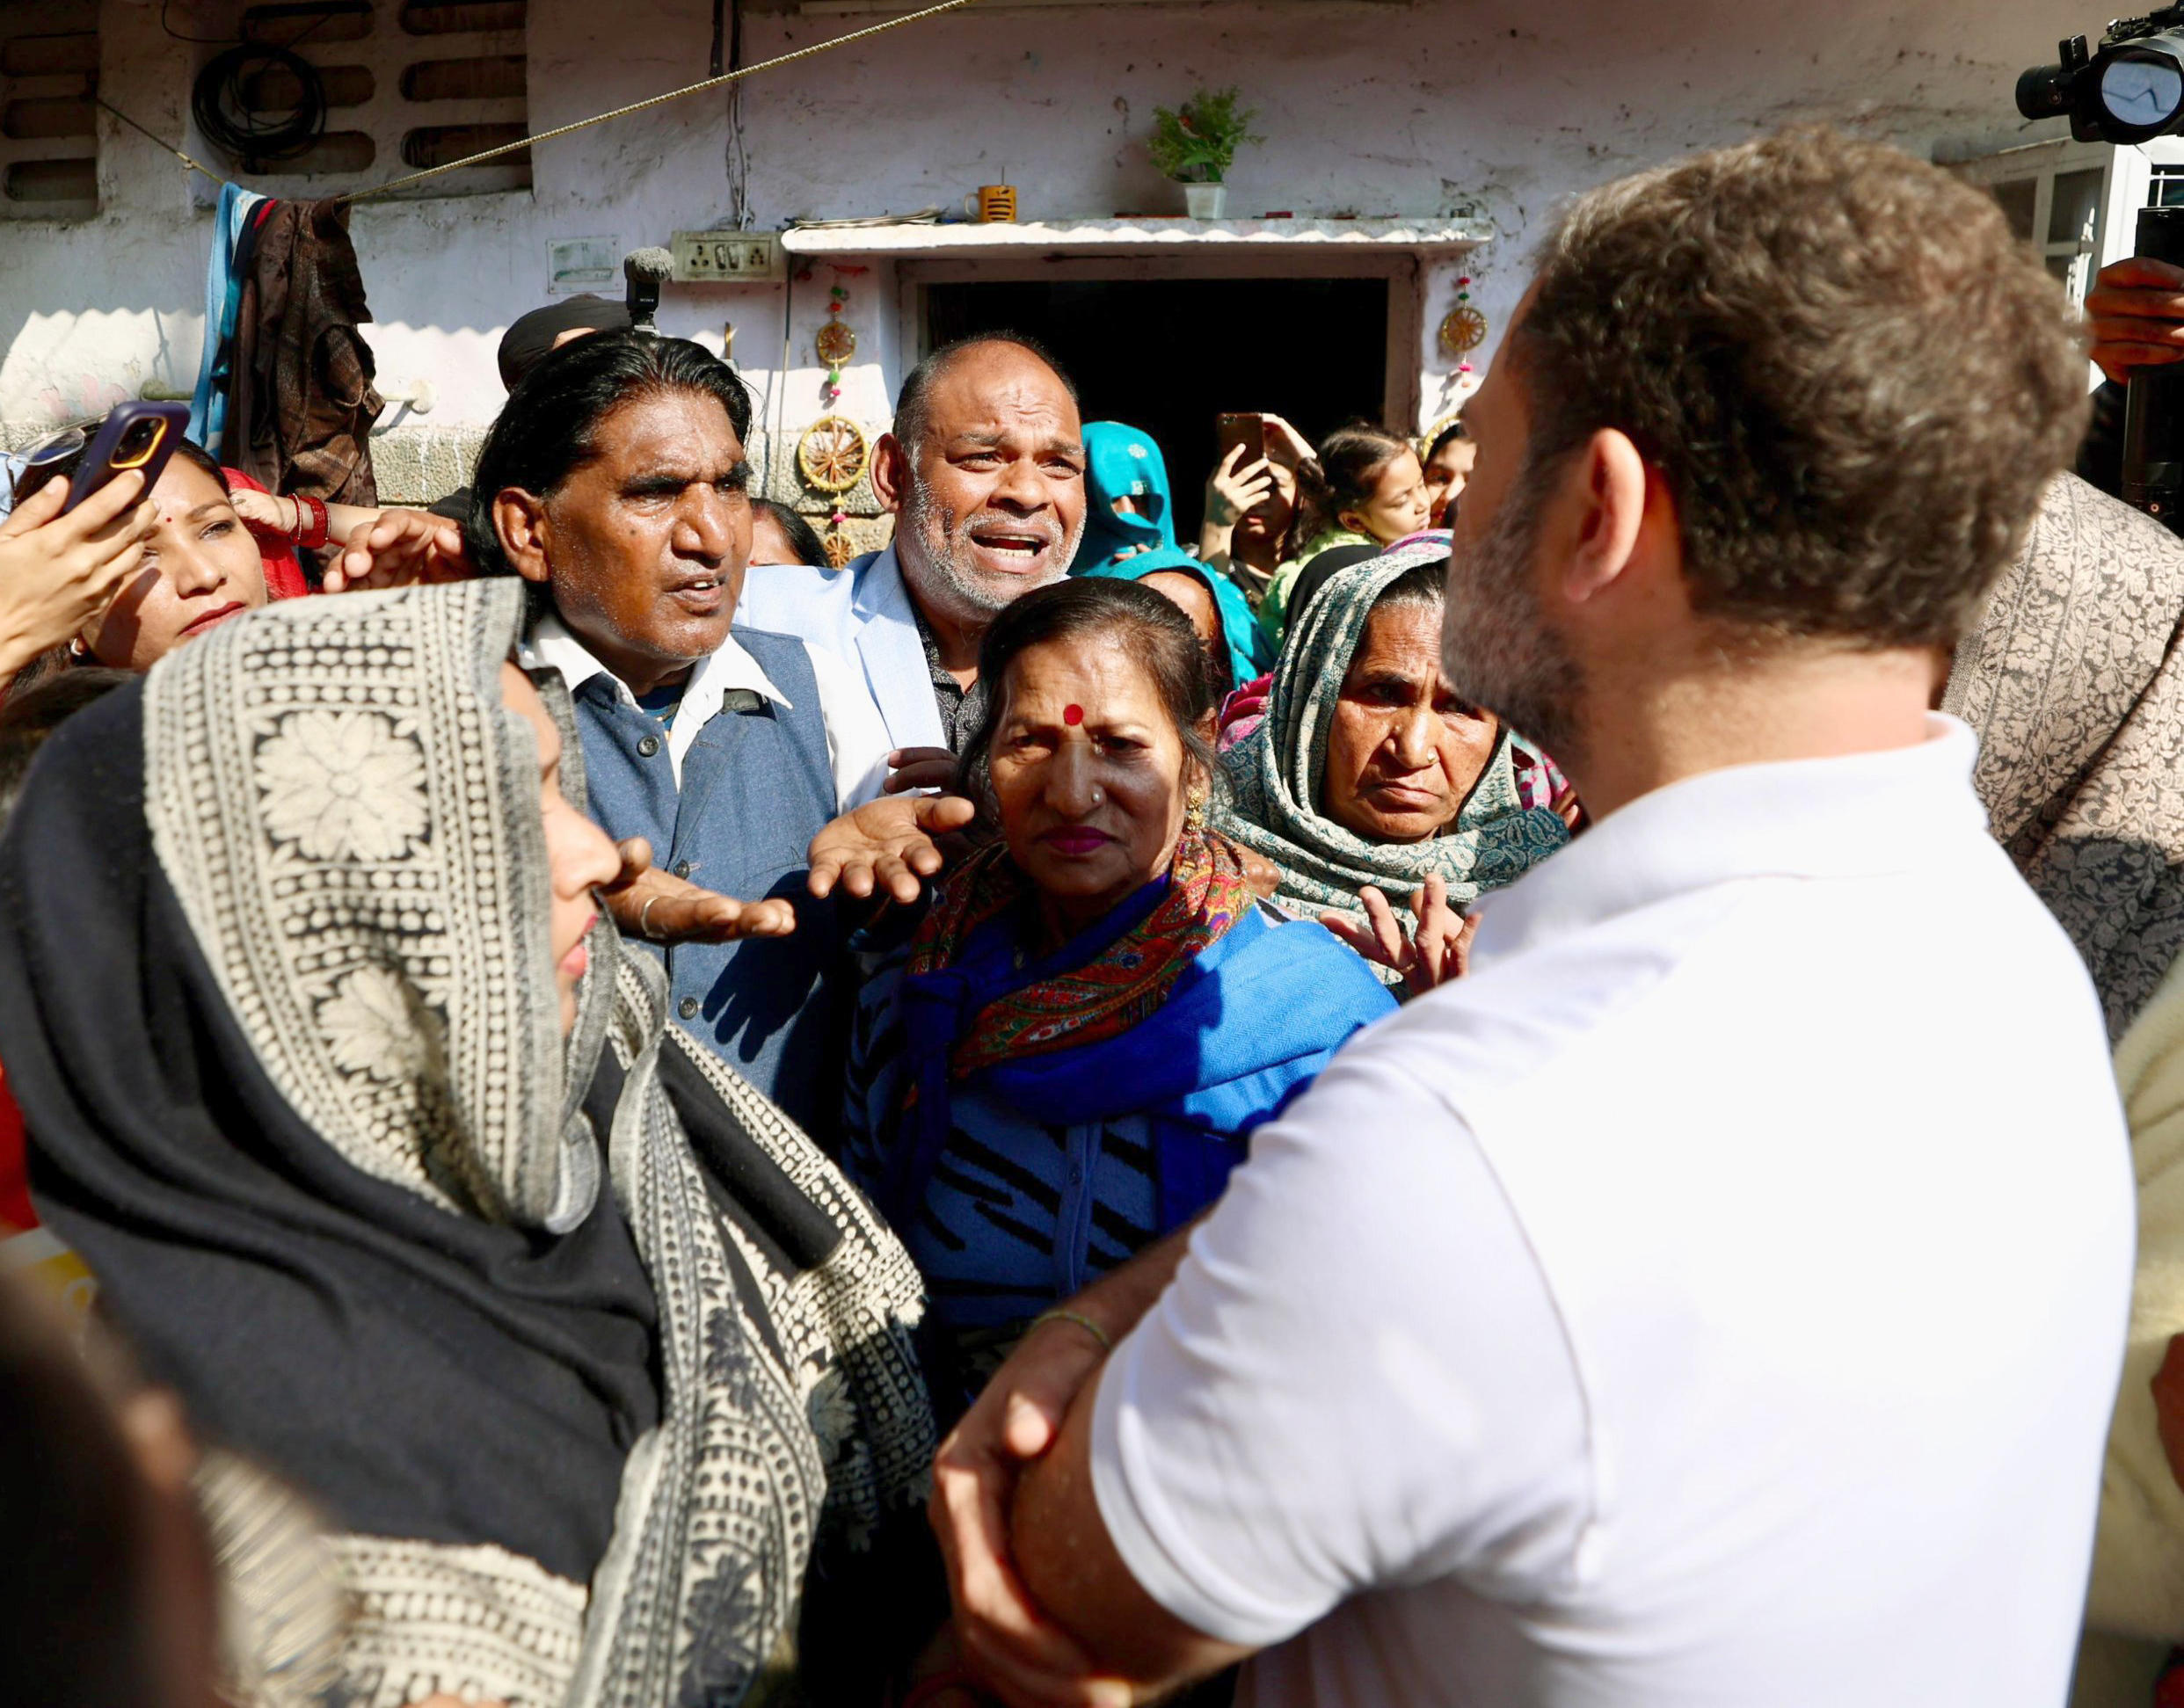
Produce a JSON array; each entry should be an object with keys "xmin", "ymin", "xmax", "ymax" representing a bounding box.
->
[
  {"xmin": 0, "ymin": 462, "xmax": 158, "ymax": 688},
  {"xmin": 9, "ymin": 436, "xmax": 272, "ymax": 687},
  {"xmin": 1198, "ymin": 411, "xmax": 1316, "ymax": 602}
]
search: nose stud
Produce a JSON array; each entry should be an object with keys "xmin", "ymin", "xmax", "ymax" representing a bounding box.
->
[{"xmin": 1089, "ymin": 786, "xmax": 1103, "ymax": 806}]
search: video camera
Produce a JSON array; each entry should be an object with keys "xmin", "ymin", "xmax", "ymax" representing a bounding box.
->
[
  {"xmin": 2020, "ymin": 8, "xmax": 2184, "ymax": 142},
  {"xmin": 2021, "ymin": 12, "xmax": 2184, "ymax": 527}
]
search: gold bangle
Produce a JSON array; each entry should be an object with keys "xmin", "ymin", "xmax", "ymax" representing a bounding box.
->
[{"xmin": 1028, "ymin": 1308, "xmax": 1113, "ymax": 1353}]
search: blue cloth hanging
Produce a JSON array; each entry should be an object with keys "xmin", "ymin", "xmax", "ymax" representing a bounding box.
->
[{"xmin": 189, "ymin": 183, "xmax": 267, "ymax": 453}]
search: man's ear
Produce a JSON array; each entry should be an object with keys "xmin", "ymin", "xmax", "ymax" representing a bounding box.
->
[
  {"xmin": 493, "ymin": 489, "xmax": 553, "ymax": 586},
  {"xmin": 1560, "ymin": 427, "xmax": 1649, "ymax": 606},
  {"xmin": 871, "ymin": 433, "xmax": 911, "ymax": 516}
]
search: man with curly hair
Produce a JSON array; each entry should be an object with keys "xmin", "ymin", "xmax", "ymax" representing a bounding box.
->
[{"xmin": 928, "ymin": 127, "xmax": 2132, "ymax": 1708}]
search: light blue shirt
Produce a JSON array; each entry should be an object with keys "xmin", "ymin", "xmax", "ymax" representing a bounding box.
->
[{"xmin": 734, "ymin": 545, "xmax": 949, "ymax": 754}]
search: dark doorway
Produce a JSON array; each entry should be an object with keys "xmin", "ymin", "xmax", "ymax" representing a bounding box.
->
[{"xmin": 923, "ymin": 277, "xmax": 1389, "ymax": 541}]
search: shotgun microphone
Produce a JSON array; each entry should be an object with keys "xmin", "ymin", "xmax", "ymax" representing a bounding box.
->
[{"xmin": 622, "ymin": 247, "xmax": 673, "ymax": 336}]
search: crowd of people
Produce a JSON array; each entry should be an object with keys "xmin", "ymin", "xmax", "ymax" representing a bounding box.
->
[{"xmin": 8, "ymin": 120, "xmax": 2184, "ymax": 1707}]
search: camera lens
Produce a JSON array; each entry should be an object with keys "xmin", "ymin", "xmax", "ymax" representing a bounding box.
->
[{"xmin": 119, "ymin": 421, "xmax": 157, "ymax": 458}]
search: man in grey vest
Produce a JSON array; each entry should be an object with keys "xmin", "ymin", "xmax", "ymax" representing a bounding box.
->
[{"xmin": 472, "ymin": 331, "xmax": 891, "ymax": 1142}]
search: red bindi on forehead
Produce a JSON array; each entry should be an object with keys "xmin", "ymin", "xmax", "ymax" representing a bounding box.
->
[{"xmin": 1064, "ymin": 703, "xmax": 1084, "ymax": 726}]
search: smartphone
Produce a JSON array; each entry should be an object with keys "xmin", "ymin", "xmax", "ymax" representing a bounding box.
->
[
  {"xmin": 62, "ymin": 402, "xmax": 191, "ymax": 514},
  {"xmin": 1216, "ymin": 411, "xmax": 1266, "ymax": 472}
]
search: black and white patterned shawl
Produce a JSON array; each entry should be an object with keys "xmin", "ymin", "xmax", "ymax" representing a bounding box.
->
[
  {"xmin": 0, "ymin": 579, "xmax": 933, "ymax": 1707},
  {"xmin": 1946, "ymin": 473, "xmax": 2184, "ymax": 1043}
]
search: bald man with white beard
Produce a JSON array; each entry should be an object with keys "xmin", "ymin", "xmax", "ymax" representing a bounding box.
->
[{"xmin": 737, "ymin": 334, "xmax": 1088, "ymax": 793}]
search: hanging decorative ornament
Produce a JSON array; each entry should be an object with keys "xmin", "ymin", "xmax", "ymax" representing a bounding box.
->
[
  {"xmin": 799, "ymin": 414, "xmax": 871, "ymax": 495},
  {"xmin": 815, "ymin": 319, "xmax": 857, "ymax": 367},
  {"xmin": 1439, "ymin": 304, "xmax": 1489, "ymax": 359},
  {"xmin": 825, "ymin": 507, "xmax": 856, "ymax": 569},
  {"xmin": 815, "ymin": 265, "xmax": 868, "ymax": 406}
]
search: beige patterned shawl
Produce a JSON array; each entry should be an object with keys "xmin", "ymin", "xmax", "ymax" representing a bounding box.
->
[{"xmin": 1945, "ymin": 473, "xmax": 2184, "ymax": 1041}]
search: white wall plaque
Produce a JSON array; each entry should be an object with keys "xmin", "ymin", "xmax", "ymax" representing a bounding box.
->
[{"xmin": 547, "ymin": 235, "xmax": 619, "ymax": 295}]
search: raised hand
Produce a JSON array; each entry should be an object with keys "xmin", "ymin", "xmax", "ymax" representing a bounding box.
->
[
  {"xmin": 601, "ymin": 837, "xmax": 796, "ymax": 945},
  {"xmin": 808, "ymin": 793, "xmax": 979, "ymax": 905},
  {"xmin": 0, "ymin": 470, "xmax": 155, "ymax": 677},
  {"xmin": 2087, "ymin": 256, "xmax": 2184, "ymax": 384},
  {"xmin": 1260, "ymin": 412, "xmax": 1317, "ymax": 467},
  {"xmin": 1204, "ymin": 444, "xmax": 1278, "ymax": 532},
  {"xmin": 323, "ymin": 509, "xmax": 474, "ymax": 595},
  {"xmin": 1322, "ymin": 875, "xmax": 1476, "ymax": 996}
]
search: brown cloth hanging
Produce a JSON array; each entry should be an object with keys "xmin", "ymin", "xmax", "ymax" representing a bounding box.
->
[{"xmin": 225, "ymin": 198, "xmax": 383, "ymax": 505}]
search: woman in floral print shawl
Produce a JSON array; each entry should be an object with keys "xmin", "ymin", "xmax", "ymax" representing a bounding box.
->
[{"xmin": 0, "ymin": 578, "xmax": 935, "ymax": 1707}]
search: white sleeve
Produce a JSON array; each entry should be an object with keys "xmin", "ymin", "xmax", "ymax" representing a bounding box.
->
[
  {"xmin": 802, "ymin": 641, "xmax": 892, "ymax": 811},
  {"xmin": 1088, "ymin": 1047, "xmax": 1594, "ymax": 1649}
]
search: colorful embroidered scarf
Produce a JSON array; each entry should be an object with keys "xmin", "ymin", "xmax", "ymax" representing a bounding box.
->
[
  {"xmin": 906, "ymin": 819, "xmax": 1254, "ymax": 1079},
  {"xmin": 885, "ymin": 820, "xmax": 1390, "ymax": 1238}
]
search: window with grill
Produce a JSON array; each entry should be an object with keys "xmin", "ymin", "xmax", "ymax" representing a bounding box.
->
[
  {"xmin": 0, "ymin": 1, "xmax": 99, "ymax": 222},
  {"xmin": 200, "ymin": 0, "xmax": 528, "ymax": 198}
]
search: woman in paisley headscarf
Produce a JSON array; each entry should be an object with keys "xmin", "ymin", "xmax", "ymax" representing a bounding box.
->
[
  {"xmin": 0, "ymin": 578, "xmax": 935, "ymax": 1707},
  {"xmin": 1217, "ymin": 536, "xmax": 1570, "ymax": 988},
  {"xmin": 843, "ymin": 578, "xmax": 1392, "ymax": 1421}
]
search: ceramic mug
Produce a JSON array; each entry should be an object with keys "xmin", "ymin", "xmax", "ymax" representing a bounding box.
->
[{"xmin": 965, "ymin": 185, "xmax": 1019, "ymax": 223}]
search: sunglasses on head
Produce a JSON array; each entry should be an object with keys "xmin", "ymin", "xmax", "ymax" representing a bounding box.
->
[{"xmin": 7, "ymin": 425, "xmax": 90, "ymax": 504}]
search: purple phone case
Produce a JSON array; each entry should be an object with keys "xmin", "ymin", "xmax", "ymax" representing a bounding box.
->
[{"xmin": 62, "ymin": 402, "xmax": 193, "ymax": 514}]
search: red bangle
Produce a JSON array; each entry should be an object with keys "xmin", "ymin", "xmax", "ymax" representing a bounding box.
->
[{"xmin": 292, "ymin": 493, "xmax": 329, "ymax": 550}]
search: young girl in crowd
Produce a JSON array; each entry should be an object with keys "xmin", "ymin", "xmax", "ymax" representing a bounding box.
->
[
  {"xmin": 1257, "ymin": 423, "xmax": 1431, "ymax": 644},
  {"xmin": 1420, "ymin": 418, "xmax": 1475, "ymax": 526}
]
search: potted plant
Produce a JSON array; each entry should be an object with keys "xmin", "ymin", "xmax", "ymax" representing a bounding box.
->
[{"xmin": 1147, "ymin": 86, "xmax": 1263, "ymax": 221}]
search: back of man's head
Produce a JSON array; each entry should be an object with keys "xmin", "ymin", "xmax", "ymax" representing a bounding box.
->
[
  {"xmin": 1513, "ymin": 125, "xmax": 2087, "ymax": 650},
  {"xmin": 498, "ymin": 294, "xmax": 634, "ymax": 392}
]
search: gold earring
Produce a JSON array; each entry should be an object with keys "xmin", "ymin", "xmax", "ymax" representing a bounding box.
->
[{"xmin": 1184, "ymin": 794, "xmax": 1208, "ymax": 832}]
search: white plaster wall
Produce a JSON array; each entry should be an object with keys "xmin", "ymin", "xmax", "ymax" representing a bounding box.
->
[{"xmin": 0, "ymin": 0, "xmax": 2093, "ymax": 484}]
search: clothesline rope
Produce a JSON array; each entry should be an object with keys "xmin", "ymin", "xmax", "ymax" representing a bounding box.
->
[
  {"xmin": 95, "ymin": 96, "xmax": 227, "ymax": 186},
  {"xmin": 98, "ymin": 0, "xmax": 982, "ymax": 205},
  {"xmin": 339, "ymin": 0, "xmax": 982, "ymax": 204}
]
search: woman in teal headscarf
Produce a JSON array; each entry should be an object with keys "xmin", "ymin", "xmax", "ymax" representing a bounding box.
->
[{"xmin": 1074, "ymin": 421, "xmax": 1271, "ymax": 694}]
